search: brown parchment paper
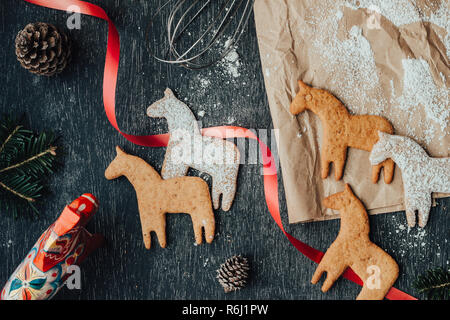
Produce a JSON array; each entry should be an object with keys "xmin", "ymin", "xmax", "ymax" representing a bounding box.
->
[{"xmin": 254, "ymin": 0, "xmax": 449, "ymax": 224}]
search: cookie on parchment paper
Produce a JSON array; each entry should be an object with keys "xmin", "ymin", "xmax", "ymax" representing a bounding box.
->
[{"xmin": 290, "ymin": 80, "xmax": 395, "ymax": 184}]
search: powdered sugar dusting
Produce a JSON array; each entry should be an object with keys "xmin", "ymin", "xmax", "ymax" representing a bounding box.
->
[
  {"xmin": 298, "ymin": 0, "xmax": 449, "ymax": 151},
  {"xmin": 220, "ymin": 39, "xmax": 241, "ymax": 78},
  {"xmin": 306, "ymin": 5, "xmax": 388, "ymax": 115},
  {"xmin": 389, "ymin": 214, "xmax": 444, "ymax": 259},
  {"xmin": 345, "ymin": 0, "xmax": 447, "ymax": 29},
  {"xmin": 393, "ymin": 58, "xmax": 448, "ymax": 144},
  {"xmin": 346, "ymin": 0, "xmax": 450, "ymax": 58},
  {"xmin": 147, "ymin": 89, "xmax": 240, "ymax": 211},
  {"xmin": 184, "ymin": 38, "xmax": 244, "ymax": 112}
]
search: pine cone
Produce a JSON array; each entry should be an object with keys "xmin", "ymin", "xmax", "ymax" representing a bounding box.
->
[
  {"xmin": 216, "ymin": 255, "xmax": 250, "ymax": 293},
  {"xmin": 15, "ymin": 22, "xmax": 72, "ymax": 76}
]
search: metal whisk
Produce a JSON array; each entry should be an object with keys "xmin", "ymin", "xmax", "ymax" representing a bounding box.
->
[{"xmin": 146, "ymin": 0, "xmax": 255, "ymax": 70}]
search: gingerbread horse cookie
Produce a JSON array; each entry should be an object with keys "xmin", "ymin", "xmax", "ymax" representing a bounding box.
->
[
  {"xmin": 312, "ymin": 184, "xmax": 399, "ymax": 300},
  {"xmin": 105, "ymin": 147, "xmax": 215, "ymax": 249},
  {"xmin": 147, "ymin": 89, "xmax": 240, "ymax": 211},
  {"xmin": 370, "ymin": 132, "xmax": 450, "ymax": 228},
  {"xmin": 290, "ymin": 80, "xmax": 395, "ymax": 184}
]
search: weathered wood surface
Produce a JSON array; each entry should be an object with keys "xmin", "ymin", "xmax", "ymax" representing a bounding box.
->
[{"xmin": 0, "ymin": 0, "xmax": 447, "ymax": 300}]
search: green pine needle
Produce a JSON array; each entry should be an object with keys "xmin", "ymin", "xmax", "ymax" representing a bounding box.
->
[
  {"xmin": 414, "ymin": 268, "xmax": 450, "ymax": 300},
  {"xmin": 0, "ymin": 115, "xmax": 60, "ymax": 218}
]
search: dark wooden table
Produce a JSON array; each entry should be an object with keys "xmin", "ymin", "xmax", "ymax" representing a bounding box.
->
[{"xmin": 0, "ymin": 0, "xmax": 448, "ymax": 300}]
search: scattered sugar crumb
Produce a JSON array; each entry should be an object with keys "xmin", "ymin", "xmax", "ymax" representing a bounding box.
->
[
  {"xmin": 389, "ymin": 216, "xmax": 444, "ymax": 259},
  {"xmin": 3, "ymin": 239, "xmax": 13, "ymax": 248},
  {"xmin": 200, "ymin": 78, "xmax": 210, "ymax": 88},
  {"xmin": 198, "ymin": 110, "xmax": 205, "ymax": 118},
  {"xmin": 220, "ymin": 39, "xmax": 241, "ymax": 78}
]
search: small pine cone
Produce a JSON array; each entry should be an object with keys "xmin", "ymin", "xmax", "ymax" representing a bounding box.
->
[
  {"xmin": 15, "ymin": 22, "xmax": 72, "ymax": 76},
  {"xmin": 216, "ymin": 255, "xmax": 250, "ymax": 293}
]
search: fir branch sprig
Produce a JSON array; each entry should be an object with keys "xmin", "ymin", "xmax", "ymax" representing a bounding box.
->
[
  {"xmin": 414, "ymin": 268, "xmax": 450, "ymax": 300},
  {"xmin": 0, "ymin": 115, "xmax": 60, "ymax": 218},
  {"xmin": 0, "ymin": 117, "xmax": 32, "ymax": 166}
]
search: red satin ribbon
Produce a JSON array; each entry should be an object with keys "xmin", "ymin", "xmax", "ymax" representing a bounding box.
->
[{"xmin": 24, "ymin": 0, "xmax": 416, "ymax": 300}]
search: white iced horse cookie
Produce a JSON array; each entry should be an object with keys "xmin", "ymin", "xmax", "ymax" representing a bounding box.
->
[
  {"xmin": 147, "ymin": 89, "xmax": 240, "ymax": 211},
  {"xmin": 370, "ymin": 132, "xmax": 450, "ymax": 228}
]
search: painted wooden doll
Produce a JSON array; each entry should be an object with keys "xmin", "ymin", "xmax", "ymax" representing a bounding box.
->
[{"xmin": 1, "ymin": 194, "xmax": 103, "ymax": 300}]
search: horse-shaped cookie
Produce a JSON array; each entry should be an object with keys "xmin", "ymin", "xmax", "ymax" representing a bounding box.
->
[
  {"xmin": 147, "ymin": 88, "xmax": 240, "ymax": 211},
  {"xmin": 105, "ymin": 146, "xmax": 215, "ymax": 249},
  {"xmin": 290, "ymin": 80, "xmax": 395, "ymax": 184},
  {"xmin": 312, "ymin": 184, "xmax": 399, "ymax": 300},
  {"xmin": 370, "ymin": 132, "xmax": 450, "ymax": 228}
]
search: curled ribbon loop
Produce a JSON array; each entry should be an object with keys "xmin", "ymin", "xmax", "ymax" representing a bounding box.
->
[{"xmin": 24, "ymin": 0, "xmax": 416, "ymax": 300}]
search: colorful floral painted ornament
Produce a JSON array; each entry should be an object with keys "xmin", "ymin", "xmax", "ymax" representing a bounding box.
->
[
  {"xmin": 147, "ymin": 89, "xmax": 240, "ymax": 211},
  {"xmin": 1, "ymin": 194, "xmax": 104, "ymax": 300}
]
